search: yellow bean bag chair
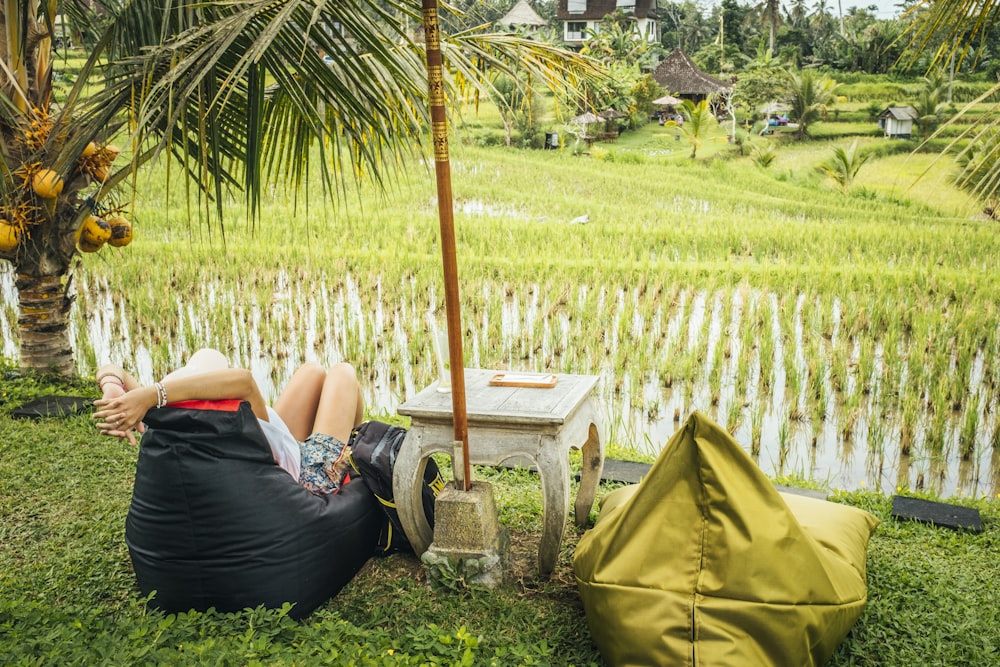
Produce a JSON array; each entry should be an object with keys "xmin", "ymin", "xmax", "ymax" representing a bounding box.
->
[{"xmin": 574, "ymin": 411, "xmax": 879, "ymax": 666}]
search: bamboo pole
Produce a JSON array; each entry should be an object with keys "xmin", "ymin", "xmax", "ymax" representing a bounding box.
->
[{"xmin": 421, "ymin": 0, "xmax": 471, "ymax": 491}]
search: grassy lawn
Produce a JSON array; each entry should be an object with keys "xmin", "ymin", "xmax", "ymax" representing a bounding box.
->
[{"xmin": 0, "ymin": 371, "xmax": 997, "ymax": 665}]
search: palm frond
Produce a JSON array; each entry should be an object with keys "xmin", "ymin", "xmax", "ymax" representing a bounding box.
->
[
  {"xmin": 72, "ymin": 0, "xmax": 606, "ymax": 224},
  {"xmin": 909, "ymin": 80, "xmax": 1000, "ymax": 210},
  {"xmin": 902, "ymin": 0, "xmax": 1000, "ymax": 70}
]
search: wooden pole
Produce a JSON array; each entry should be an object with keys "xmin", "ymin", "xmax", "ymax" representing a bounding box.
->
[{"xmin": 421, "ymin": 0, "xmax": 471, "ymax": 491}]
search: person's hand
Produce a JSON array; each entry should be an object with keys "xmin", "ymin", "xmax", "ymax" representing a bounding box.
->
[{"xmin": 93, "ymin": 386, "xmax": 154, "ymax": 446}]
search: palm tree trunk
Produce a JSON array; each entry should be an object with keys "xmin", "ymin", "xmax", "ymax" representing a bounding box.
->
[{"xmin": 15, "ymin": 270, "xmax": 75, "ymax": 377}]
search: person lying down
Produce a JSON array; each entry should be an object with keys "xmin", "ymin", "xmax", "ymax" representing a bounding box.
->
[{"xmin": 93, "ymin": 348, "xmax": 365, "ymax": 495}]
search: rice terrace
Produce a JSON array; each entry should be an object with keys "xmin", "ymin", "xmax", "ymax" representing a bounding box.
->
[{"xmin": 3, "ymin": 105, "xmax": 998, "ymax": 499}]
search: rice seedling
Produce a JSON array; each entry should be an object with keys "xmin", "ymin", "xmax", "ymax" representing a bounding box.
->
[
  {"xmin": 960, "ymin": 394, "xmax": 982, "ymax": 461},
  {"xmin": 749, "ymin": 401, "xmax": 765, "ymax": 458},
  {"xmin": 778, "ymin": 416, "xmax": 791, "ymax": 469}
]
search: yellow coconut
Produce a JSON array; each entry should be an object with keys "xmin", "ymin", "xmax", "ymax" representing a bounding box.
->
[
  {"xmin": 77, "ymin": 236, "xmax": 104, "ymax": 253},
  {"xmin": 90, "ymin": 164, "xmax": 110, "ymax": 182},
  {"xmin": 0, "ymin": 220, "xmax": 20, "ymax": 252},
  {"xmin": 103, "ymin": 144, "xmax": 121, "ymax": 160},
  {"xmin": 32, "ymin": 168, "xmax": 64, "ymax": 199},
  {"xmin": 81, "ymin": 141, "xmax": 99, "ymax": 158},
  {"xmin": 79, "ymin": 215, "xmax": 112, "ymax": 246},
  {"xmin": 107, "ymin": 216, "xmax": 133, "ymax": 247}
]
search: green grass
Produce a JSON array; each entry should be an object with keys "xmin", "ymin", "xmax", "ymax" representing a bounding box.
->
[{"xmin": 0, "ymin": 369, "xmax": 997, "ymax": 665}]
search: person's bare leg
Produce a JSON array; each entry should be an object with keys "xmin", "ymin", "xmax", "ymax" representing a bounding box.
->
[
  {"xmin": 273, "ymin": 362, "xmax": 326, "ymax": 441},
  {"xmin": 311, "ymin": 362, "xmax": 364, "ymax": 443}
]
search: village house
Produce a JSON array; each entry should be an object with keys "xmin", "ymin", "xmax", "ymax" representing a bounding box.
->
[{"xmin": 555, "ymin": 0, "xmax": 660, "ymax": 47}]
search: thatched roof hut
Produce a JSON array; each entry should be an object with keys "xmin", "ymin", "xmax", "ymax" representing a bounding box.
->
[
  {"xmin": 500, "ymin": 0, "xmax": 547, "ymax": 29},
  {"xmin": 652, "ymin": 49, "xmax": 731, "ymax": 102}
]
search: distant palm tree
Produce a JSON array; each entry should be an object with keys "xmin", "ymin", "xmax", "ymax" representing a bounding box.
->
[
  {"xmin": 0, "ymin": 0, "xmax": 603, "ymax": 375},
  {"xmin": 758, "ymin": 0, "xmax": 782, "ymax": 53},
  {"xmin": 786, "ymin": 70, "xmax": 840, "ymax": 138},
  {"xmin": 671, "ymin": 98, "xmax": 717, "ymax": 159},
  {"xmin": 913, "ymin": 72, "xmax": 946, "ymax": 136},
  {"xmin": 787, "ymin": 0, "xmax": 809, "ymax": 28},
  {"xmin": 818, "ymin": 139, "xmax": 869, "ymax": 191}
]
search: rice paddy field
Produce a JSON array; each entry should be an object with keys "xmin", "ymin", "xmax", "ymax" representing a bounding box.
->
[{"xmin": 2, "ymin": 117, "xmax": 998, "ymax": 500}]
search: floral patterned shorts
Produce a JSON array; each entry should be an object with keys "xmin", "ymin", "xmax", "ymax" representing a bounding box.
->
[{"xmin": 298, "ymin": 432, "xmax": 351, "ymax": 496}]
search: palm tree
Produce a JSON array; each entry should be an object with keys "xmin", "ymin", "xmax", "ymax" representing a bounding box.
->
[
  {"xmin": 787, "ymin": 0, "xmax": 809, "ymax": 29},
  {"xmin": 913, "ymin": 71, "xmax": 946, "ymax": 136},
  {"xmin": 758, "ymin": 0, "xmax": 782, "ymax": 54},
  {"xmin": 785, "ymin": 69, "xmax": 839, "ymax": 138},
  {"xmin": 817, "ymin": 139, "xmax": 869, "ymax": 192},
  {"xmin": 671, "ymin": 98, "xmax": 717, "ymax": 159},
  {"xmin": 0, "ymin": 0, "xmax": 603, "ymax": 376}
]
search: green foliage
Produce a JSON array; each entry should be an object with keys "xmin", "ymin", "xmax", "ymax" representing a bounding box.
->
[
  {"xmin": 913, "ymin": 70, "xmax": 947, "ymax": 136},
  {"xmin": 751, "ymin": 142, "xmax": 778, "ymax": 168},
  {"xmin": 671, "ymin": 98, "xmax": 719, "ymax": 158},
  {"xmin": 952, "ymin": 127, "xmax": 1000, "ymax": 218},
  {"xmin": 864, "ymin": 101, "xmax": 884, "ymax": 121},
  {"xmin": 817, "ymin": 139, "xmax": 871, "ymax": 191},
  {"xmin": 580, "ymin": 9, "xmax": 656, "ymax": 70},
  {"xmin": 733, "ymin": 54, "xmax": 792, "ymax": 121},
  {"xmin": 786, "ymin": 70, "xmax": 840, "ymax": 138},
  {"xmin": 629, "ymin": 74, "xmax": 663, "ymax": 125}
]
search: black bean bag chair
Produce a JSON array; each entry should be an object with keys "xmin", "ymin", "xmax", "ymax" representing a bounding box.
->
[{"xmin": 125, "ymin": 399, "xmax": 382, "ymax": 619}]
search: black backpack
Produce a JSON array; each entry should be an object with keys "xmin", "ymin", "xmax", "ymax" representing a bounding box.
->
[{"xmin": 349, "ymin": 420, "xmax": 445, "ymax": 556}]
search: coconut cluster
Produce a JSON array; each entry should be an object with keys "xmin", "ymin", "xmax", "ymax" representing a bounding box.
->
[
  {"xmin": 73, "ymin": 213, "xmax": 133, "ymax": 253},
  {"xmin": 1, "ymin": 113, "xmax": 133, "ymax": 256}
]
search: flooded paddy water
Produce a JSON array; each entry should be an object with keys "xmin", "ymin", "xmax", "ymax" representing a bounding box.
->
[{"xmin": 3, "ymin": 261, "xmax": 996, "ymax": 499}]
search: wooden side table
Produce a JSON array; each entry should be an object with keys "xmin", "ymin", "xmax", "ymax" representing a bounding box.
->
[{"xmin": 393, "ymin": 369, "xmax": 604, "ymax": 575}]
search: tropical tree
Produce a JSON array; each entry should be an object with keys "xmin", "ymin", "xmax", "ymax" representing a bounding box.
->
[
  {"xmin": 787, "ymin": 0, "xmax": 810, "ymax": 29},
  {"xmin": 580, "ymin": 10, "xmax": 656, "ymax": 70},
  {"xmin": 785, "ymin": 69, "xmax": 839, "ymax": 138},
  {"xmin": 913, "ymin": 69, "xmax": 946, "ymax": 136},
  {"xmin": 817, "ymin": 139, "xmax": 870, "ymax": 191},
  {"xmin": 756, "ymin": 0, "xmax": 782, "ymax": 54},
  {"xmin": 670, "ymin": 98, "xmax": 717, "ymax": 158},
  {"xmin": 0, "ymin": 0, "xmax": 603, "ymax": 376},
  {"xmin": 732, "ymin": 46, "xmax": 791, "ymax": 122},
  {"xmin": 629, "ymin": 74, "xmax": 663, "ymax": 125}
]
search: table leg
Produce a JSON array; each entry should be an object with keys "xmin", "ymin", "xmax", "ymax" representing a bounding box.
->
[
  {"xmin": 391, "ymin": 429, "xmax": 434, "ymax": 555},
  {"xmin": 536, "ymin": 441, "xmax": 570, "ymax": 576},
  {"xmin": 575, "ymin": 421, "xmax": 604, "ymax": 528}
]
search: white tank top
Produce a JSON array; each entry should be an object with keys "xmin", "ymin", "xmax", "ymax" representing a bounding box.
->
[{"xmin": 257, "ymin": 406, "xmax": 301, "ymax": 480}]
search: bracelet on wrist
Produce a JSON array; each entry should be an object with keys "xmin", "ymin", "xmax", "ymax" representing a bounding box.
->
[
  {"xmin": 99, "ymin": 379, "xmax": 126, "ymax": 391},
  {"xmin": 153, "ymin": 382, "xmax": 168, "ymax": 408},
  {"xmin": 97, "ymin": 372, "xmax": 126, "ymax": 387}
]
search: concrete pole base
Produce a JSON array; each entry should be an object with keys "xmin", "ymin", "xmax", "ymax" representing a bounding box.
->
[{"xmin": 421, "ymin": 480, "xmax": 509, "ymax": 590}]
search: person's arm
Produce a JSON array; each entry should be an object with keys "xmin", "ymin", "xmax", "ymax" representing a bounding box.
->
[
  {"xmin": 94, "ymin": 368, "xmax": 268, "ymax": 444},
  {"xmin": 96, "ymin": 363, "xmax": 140, "ymax": 394},
  {"xmin": 94, "ymin": 364, "xmax": 144, "ymax": 444}
]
